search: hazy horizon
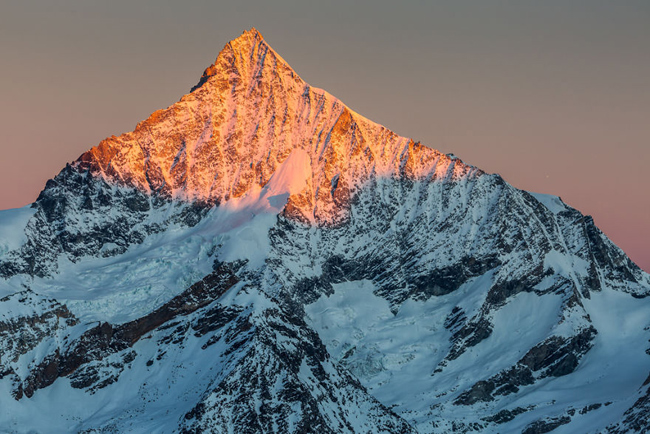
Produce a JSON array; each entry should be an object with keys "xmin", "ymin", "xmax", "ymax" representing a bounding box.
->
[{"xmin": 1, "ymin": 1, "xmax": 648, "ymax": 271}]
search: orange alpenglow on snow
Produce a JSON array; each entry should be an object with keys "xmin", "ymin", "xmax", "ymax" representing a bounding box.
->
[{"xmin": 75, "ymin": 28, "xmax": 480, "ymax": 225}]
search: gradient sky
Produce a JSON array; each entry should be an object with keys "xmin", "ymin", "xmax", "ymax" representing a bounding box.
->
[{"xmin": 1, "ymin": 1, "xmax": 648, "ymax": 271}]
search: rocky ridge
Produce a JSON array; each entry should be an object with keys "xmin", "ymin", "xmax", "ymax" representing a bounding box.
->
[{"xmin": 0, "ymin": 29, "xmax": 649, "ymax": 433}]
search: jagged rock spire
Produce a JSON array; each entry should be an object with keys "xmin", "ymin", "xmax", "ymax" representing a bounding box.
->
[{"xmin": 191, "ymin": 27, "xmax": 270, "ymax": 93}]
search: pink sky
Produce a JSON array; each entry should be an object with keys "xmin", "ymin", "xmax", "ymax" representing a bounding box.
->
[{"xmin": 0, "ymin": 1, "xmax": 648, "ymax": 271}]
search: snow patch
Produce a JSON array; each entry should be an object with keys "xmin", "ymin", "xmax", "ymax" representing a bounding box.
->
[
  {"xmin": 0, "ymin": 206, "xmax": 36, "ymax": 256},
  {"xmin": 529, "ymin": 192, "xmax": 567, "ymax": 214},
  {"xmin": 212, "ymin": 148, "xmax": 311, "ymax": 268}
]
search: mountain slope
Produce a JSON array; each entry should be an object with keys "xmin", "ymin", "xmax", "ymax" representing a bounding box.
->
[{"xmin": 0, "ymin": 28, "xmax": 649, "ymax": 434}]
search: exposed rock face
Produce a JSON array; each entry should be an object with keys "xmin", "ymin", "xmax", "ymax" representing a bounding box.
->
[
  {"xmin": 0, "ymin": 290, "xmax": 78, "ymax": 400},
  {"xmin": 454, "ymin": 326, "xmax": 598, "ymax": 406},
  {"xmin": 75, "ymin": 28, "xmax": 472, "ymax": 220},
  {"xmin": 14, "ymin": 265, "xmax": 239, "ymax": 399},
  {"xmin": 0, "ymin": 165, "xmax": 207, "ymax": 278},
  {"xmin": 0, "ymin": 28, "xmax": 649, "ymax": 433},
  {"xmin": 179, "ymin": 297, "xmax": 414, "ymax": 434}
]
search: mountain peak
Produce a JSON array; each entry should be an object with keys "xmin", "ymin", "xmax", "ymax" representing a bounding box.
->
[
  {"xmin": 225, "ymin": 27, "xmax": 267, "ymax": 60},
  {"xmin": 4, "ymin": 29, "xmax": 650, "ymax": 434},
  {"xmin": 232, "ymin": 27, "xmax": 265, "ymax": 47},
  {"xmin": 190, "ymin": 27, "xmax": 286, "ymax": 92},
  {"xmin": 73, "ymin": 29, "xmax": 476, "ymax": 224}
]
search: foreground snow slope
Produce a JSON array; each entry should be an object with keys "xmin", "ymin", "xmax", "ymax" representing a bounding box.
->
[{"xmin": 0, "ymin": 29, "xmax": 649, "ymax": 433}]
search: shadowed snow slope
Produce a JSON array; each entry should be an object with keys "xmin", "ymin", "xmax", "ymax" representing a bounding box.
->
[{"xmin": 0, "ymin": 28, "xmax": 649, "ymax": 434}]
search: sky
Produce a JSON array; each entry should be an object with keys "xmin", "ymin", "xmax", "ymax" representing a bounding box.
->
[{"xmin": 0, "ymin": 1, "xmax": 648, "ymax": 271}]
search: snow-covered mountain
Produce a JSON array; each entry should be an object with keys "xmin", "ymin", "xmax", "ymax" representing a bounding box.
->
[{"xmin": 1, "ymin": 28, "xmax": 649, "ymax": 433}]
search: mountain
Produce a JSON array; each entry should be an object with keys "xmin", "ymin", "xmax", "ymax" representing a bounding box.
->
[{"xmin": 1, "ymin": 28, "xmax": 649, "ymax": 434}]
